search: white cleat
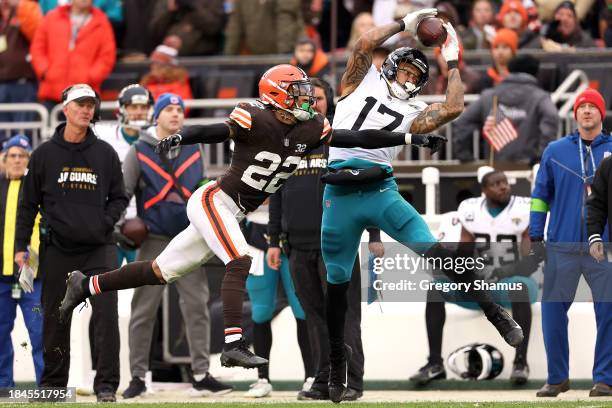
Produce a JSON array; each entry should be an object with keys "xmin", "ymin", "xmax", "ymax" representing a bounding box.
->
[{"xmin": 244, "ymin": 378, "xmax": 272, "ymax": 398}]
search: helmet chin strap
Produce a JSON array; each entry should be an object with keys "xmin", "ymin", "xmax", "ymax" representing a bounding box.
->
[{"xmin": 382, "ymin": 75, "xmax": 415, "ymax": 100}]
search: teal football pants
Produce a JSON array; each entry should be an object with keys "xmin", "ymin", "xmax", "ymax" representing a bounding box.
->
[{"xmin": 322, "ymin": 179, "xmax": 436, "ymax": 284}]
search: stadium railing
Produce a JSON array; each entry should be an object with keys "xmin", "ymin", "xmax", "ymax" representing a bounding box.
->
[{"xmin": 0, "ymin": 103, "xmax": 49, "ymax": 147}]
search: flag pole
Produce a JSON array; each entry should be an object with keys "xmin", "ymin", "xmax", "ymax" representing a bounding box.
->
[{"xmin": 489, "ymin": 96, "xmax": 497, "ymax": 167}]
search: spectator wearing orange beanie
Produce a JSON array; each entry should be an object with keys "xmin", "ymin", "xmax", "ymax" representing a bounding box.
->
[
  {"xmin": 497, "ymin": 0, "xmax": 541, "ymax": 49},
  {"xmin": 480, "ymin": 28, "xmax": 518, "ymax": 90}
]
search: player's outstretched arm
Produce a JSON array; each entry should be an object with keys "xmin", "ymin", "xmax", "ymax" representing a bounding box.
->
[
  {"xmin": 329, "ymin": 128, "xmax": 446, "ymax": 153},
  {"xmin": 409, "ymin": 22, "xmax": 464, "ymax": 134},
  {"xmin": 155, "ymin": 123, "xmax": 232, "ymax": 154},
  {"xmin": 341, "ymin": 9, "xmax": 437, "ymax": 98}
]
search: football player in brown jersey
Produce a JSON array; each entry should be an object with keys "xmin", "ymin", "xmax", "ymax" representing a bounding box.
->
[{"xmin": 59, "ymin": 64, "xmax": 445, "ymax": 369}]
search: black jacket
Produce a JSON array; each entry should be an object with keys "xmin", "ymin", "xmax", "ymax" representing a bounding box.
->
[
  {"xmin": 268, "ymin": 144, "xmax": 381, "ymax": 250},
  {"xmin": 16, "ymin": 124, "xmax": 128, "ymax": 253},
  {"xmin": 587, "ymin": 155, "xmax": 612, "ymax": 245}
]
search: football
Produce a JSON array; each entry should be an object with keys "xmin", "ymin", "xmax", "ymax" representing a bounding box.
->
[
  {"xmin": 121, "ymin": 217, "xmax": 148, "ymax": 248},
  {"xmin": 416, "ymin": 17, "xmax": 447, "ymax": 47}
]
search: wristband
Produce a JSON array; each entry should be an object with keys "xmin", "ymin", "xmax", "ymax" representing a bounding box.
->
[
  {"xmin": 404, "ymin": 133, "xmax": 412, "ymax": 145},
  {"xmin": 447, "ymin": 60, "xmax": 459, "ymax": 70},
  {"xmin": 397, "ymin": 19, "xmax": 405, "ymax": 31}
]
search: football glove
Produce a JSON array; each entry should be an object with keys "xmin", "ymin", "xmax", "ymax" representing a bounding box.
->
[
  {"xmin": 441, "ymin": 22, "xmax": 460, "ymax": 63},
  {"xmin": 155, "ymin": 133, "xmax": 182, "ymax": 154},
  {"xmin": 528, "ymin": 237, "xmax": 546, "ymax": 263},
  {"xmin": 401, "ymin": 8, "xmax": 437, "ymax": 36},
  {"xmin": 411, "ymin": 133, "xmax": 447, "ymax": 154}
]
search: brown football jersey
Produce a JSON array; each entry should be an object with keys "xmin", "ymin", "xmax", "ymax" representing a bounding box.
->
[{"xmin": 217, "ymin": 101, "xmax": 332, "ymax": 213}]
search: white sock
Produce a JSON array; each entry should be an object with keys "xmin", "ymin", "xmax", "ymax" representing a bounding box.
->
[{"xmin": 193, "ymin": 373, "xmax": 206, "ymax": 382}]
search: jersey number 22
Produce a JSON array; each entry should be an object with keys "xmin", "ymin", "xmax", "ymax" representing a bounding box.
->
[{"xmin": 241, "ymin": 151, "xmax": 301, "ymax": 193}]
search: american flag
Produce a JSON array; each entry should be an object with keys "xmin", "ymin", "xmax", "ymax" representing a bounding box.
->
[{"xmin": 482, "ymin": 108, "xmax": 518, "ymax": 152}]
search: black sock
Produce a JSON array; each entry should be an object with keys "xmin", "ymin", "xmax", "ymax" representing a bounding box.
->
[
  {"xmin": 510, "ymin": 287, "xmax": 532, "ymax": 364},
  {"xmin": 252, "ymin": 322, "xmax": 271, "ymax": 380},
  {"xmin": 91, "ymin": 261, "xmax": 163, "ymax": 295},
  {"xmin": 221, "ymin": 256, "xmax": 251, "ymax": 329},
  {"xmin": 326, "ymin": 281, "xmax": 349, "ymax": 362},
  {"xmin": 425, "ymin": 290, "xmax": 445, "ymax": 365},
  {"xmin": 296, "ymin": 318, "xmax": 316, "ymax": 378}
]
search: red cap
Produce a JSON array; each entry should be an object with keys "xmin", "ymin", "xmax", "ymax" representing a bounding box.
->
[{"xmin": 574, "ymin": 88, "xmax": 606, "ymax": 119}]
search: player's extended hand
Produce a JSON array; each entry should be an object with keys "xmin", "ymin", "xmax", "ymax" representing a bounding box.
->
[
  {"xmin": 401, "ymin": 8, "xmax": 437, "ymax": 36},
  {"xmin": 267, "ymin": 247, "xmax": 282, "ymax": 270},
  {"xmin": 590, "ymin": 241, "xmax": 606, "ymax": 262},
  {"xmin": 411, "ymin": 133, "xmax": 447, "ymax": 154},
  {"xmin": 441, "ymin": 22, "xmax": 459, "ymax": 63},
  {"xmin": 14, "ymin": 251, "xmax": 27, "ymax": 269},
  {"xmin": 155, "ymin": 133, "xmax": 182, "ymax": 154}
]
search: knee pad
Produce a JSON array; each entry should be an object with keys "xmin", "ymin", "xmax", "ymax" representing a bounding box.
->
[
  {"xmin": 383, "ymin": 200, "xmax": 414, "ymax": 230},
  {"xmin": 251, "ymin": 304, "xmax": 274, "ymax": 323},
  {"xmin": 326, "ymin": 264, "xmax": 351, "ymax": 285}
]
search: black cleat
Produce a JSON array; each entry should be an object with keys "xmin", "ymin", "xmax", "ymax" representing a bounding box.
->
[
  {"xmin": 487, "ymin": 305, "xmax": 524, "ymax": 347},
  {"xmin": 343, "ymin": 388, "xmax": 362, "ymax": 401},
  {"xmin": 59, "ymin": 270, "xmax": 89, "ymax": 322},
  {"xmin": 122, "ymin": 377, "xmax": 146, "ymax": 399},
  {"xmin": 510, "ymin": 362, "xmax": 530, "ymax": 385},
  {"xmin": 297, "ymin": 385, "xmax": 329, "ymax": 400},
  {"xmin": 409, "ymin": 361, "xmax": 446, "ymax": 386},
  {"xmin": 328, "ymin": 344, "xmax": 352, "ymax": 404},
  {"xmin": 96, "ymin": 391, "xmax": 116, "ymax": 402},
  {"xmin": 220, "ymin": 340, "xmax": 268, "ymax": 369}
]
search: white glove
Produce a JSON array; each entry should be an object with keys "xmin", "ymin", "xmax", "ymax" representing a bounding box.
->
[
  {"xmin": 441, "ymin": 22, "xmax": 459, "ymax": 63},
  {"xmin": 401, "ymin": 8, "xmax": 437, "ymax": 36},
  {"xmin": 18, "ymin": 263, "xmax": 35, "ymax": 294}
]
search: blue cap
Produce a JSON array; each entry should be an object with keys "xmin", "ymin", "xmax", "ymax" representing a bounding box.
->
[
  {"xmin": 153, "ymin": 93, "xmax": 185, "ymax": 121},
  {"xmin": 2, "ymin": 135, "xmax": 32, "ymax": 152}
]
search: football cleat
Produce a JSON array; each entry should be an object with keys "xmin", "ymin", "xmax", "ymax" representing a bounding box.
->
[
  {"xmin": 409, "ymin": 361, "xmax": 446, "ymax": 386},
  {"xmin": 220, "ymin": 340, "xmax": 268, "ymax": 369},
  {"xmin": 328, "ymin": 344, "xmax": 352, "ymax": 403},
  {"xmin": 487, "ymin": 305, "xmax": 524, "ymax": 347},
  {"xmin": 59, "ymin": 270, "xmax": 89, "ymax": 322},
  {"xmin": 122, "ymin": 377, "xmax": 146, "ymax": 399}
]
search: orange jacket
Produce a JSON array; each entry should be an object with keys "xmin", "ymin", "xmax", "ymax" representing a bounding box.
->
[
  {"xmin": 30, "ymin": 5, "xmax": 116, "ymax": 102},
  {"xmin": 16, "ymin": 0, "xmax": 42, "ymax": 41}
]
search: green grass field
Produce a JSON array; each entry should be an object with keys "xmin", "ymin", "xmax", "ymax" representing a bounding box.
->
[{"xmin": 11, "ymin": 403, "xmax": 612, "ymax": 408}]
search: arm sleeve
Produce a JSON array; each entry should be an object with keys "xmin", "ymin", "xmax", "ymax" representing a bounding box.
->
[
  {"xmin": 268, "ymin": 190, "xmax": 283, "ymax": 248},
  {"xmin": 529, "ymin": 147, "xmax": 554, "ymax": 239},
  {"xmin": 104, "ymin": 149, "xmax": 129, "ymax": 227},
  {"xmin": 29, "ymin": 16, "xmax": 49, "ymax": 79},
  {"xmin": 451, "ymin": 96, "xmax": 484, "ymax": 161},
  {"xmin": 16, "ymin": 151, "xmax": 43, "ymax": 252},
  {"xmin": 328, "ymin": 128, "xmax": 407, "ymax": 149},
  {"xmin": 536, "ymin": 95, "xmax": 560, "ymax": 160},
  {"xmin": 180, "ymin": 123, "xmax": 231, "ymax": 145},
  {"xmin": 587, "ymin": 157, "xmax": 610, "ymax": 244},
  {"xmin": 121, "ymin": 146, "xmax": 140, "ymax": 201},
  {"xmin": 88, "ymin": 16, "xmax": 116, "ymax": 85},
  {"xmin": 367, "ymin": 228, "xmax": 381, "ymax": 243},
  {"xmin": 17, "ymin": 1, "xmax": 42, "ymax": 41}
]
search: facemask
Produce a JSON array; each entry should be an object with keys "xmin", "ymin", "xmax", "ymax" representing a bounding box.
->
[
  {"xmin": 383, "ymin": 75, "xmax": 416, "ymax": 100},
  {"xmin": 290, "ymin": 102, "xmax": 316, "ymax": 121},
  {"xmin": 124, "ymin": 119, "xmax": 150, "ymax": 130}
]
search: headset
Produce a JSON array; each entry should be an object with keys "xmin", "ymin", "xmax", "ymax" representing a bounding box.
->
[{"xmin": 61, "ymin": 84, "xmax": 101, "ymax": 123}]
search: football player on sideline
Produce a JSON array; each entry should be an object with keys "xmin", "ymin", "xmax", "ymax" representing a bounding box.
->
[
  {"xmin": 410, "ymin": 170, "xmax": 538, "ymax": 386},
  {"xmin": 59, "ymin": 64, "xmax": 445, "ymax": 369},
  {"xmin": 322, "ymin": 9, "xmax": 524, "ymax": 402}
]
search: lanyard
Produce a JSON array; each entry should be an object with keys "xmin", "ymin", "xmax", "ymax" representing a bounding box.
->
[{"xmin": 578, "ymin": 137, "xmax": 596, "ymax": 184}]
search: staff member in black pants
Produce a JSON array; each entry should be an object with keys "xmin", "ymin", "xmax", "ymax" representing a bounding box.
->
[
  {"xmin": 15, "ymin": 84, "xmax": 128, "ymax": 402},
  {"xmin": 268, "ymin": 78, "xmax": 381, "ymax": 401}
]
